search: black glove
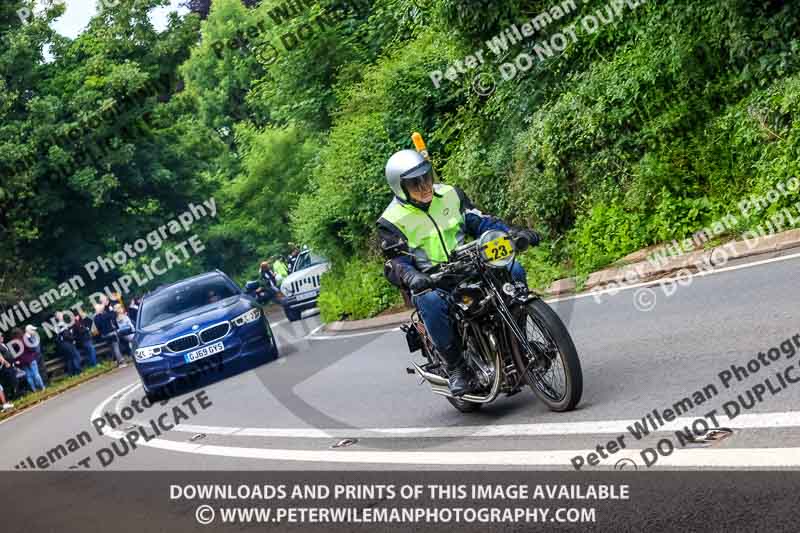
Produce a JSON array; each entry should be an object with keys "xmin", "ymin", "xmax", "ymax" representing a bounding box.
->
[
  {"xmin": 522, "ymin": 229, "xmax": 540, "ymax": 247},
  {"xmin": 403, "ymin": 270, "xmax": 434, "ymax": 293},
  {"xmin": 511, "ymin": 228, "xmax": 540, "ymax": 250}
]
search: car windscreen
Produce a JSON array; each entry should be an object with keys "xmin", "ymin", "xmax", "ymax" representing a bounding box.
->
[
  {"xmin": 293, "ymin": 252, "xmax": 327, "ymax": 271},
  {"xmin": 138, "ymin": 276, "xmax": 238, "ymax": 328}
]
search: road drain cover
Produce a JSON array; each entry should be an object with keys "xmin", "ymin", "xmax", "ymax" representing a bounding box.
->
[
  {"xmin": 332, "ymin": 438, "xmax": 358, "ymax": 449},
  {"xmin": 688, "ymin": 428, "xmax": 734, "ymax": 444},
  {"xmin": 190, "ymin": 433, "xmax": 207, "ymax": 442}
]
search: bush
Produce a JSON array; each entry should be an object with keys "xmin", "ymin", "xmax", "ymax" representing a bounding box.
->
[{"xmin": 317, "ymin": 255, "xmax": 402, "ymax": 322}]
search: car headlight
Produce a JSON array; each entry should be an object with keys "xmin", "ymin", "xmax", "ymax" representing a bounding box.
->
[
  {"xmin": 232, "ymin": 308, "xmax": 261, "ymax": 327},
  {"xmin": 135, "ymin": 344, "xmax": 164, "ymax": 362}
]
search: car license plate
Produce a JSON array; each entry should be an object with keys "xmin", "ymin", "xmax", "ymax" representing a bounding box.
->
[{"xmin": 185, "ymin": 341, "xmax": 224, "ymax": 363}]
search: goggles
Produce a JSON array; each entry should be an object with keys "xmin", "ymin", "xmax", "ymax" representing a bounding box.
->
[{"xmin": 404, "ymin": 170, "xmax": 434, "ymax": 191}]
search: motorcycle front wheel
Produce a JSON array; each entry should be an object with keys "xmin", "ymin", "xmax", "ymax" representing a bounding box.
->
[{"xmin": 511, "ymin": 298, "xmax": 583, "ymax": 412}]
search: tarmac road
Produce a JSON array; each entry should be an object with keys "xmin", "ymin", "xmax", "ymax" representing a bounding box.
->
[{"xmin": 4, "ymin": 249, "xmax": 800, "ymax": 471}]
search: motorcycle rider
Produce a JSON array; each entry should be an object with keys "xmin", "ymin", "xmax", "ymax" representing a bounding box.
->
[{"xmin": 377, "ymin": 149, "xmax": 539, "ymax": 396}]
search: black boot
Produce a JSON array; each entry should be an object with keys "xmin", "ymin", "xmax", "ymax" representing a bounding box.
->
[
  {"xmin": 441, "ymin": 343, "xmax": 470, "ymax": 396},
  {"xmin": 447, "ymin": 363, "xmax": 470, "ymax": 397}
]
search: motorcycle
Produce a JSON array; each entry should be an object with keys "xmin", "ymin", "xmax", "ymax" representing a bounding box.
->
[{"xmin": 399, "ymin": 229, "xmax": 583, "ymax": 413}]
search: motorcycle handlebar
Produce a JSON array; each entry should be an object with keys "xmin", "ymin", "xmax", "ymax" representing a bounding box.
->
[{"xmin": 512, "ymin": 232, "xmax": 530, "ymax": 253}]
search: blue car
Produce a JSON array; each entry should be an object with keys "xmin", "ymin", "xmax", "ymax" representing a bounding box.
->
[{"xmin": 130, "ymin": 270, "xmax": 278, "ymax": 400}]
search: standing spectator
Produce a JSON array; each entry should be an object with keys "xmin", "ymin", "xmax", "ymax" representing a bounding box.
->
[
  {"xmin": 0, "ymin": 333, "xmax": 19, "ymax": 401},
  {"xmin": 272, "ymin": 257, "xmax": 289, "ymax": 284},
  {"xmin": 55, "ymin": 312, "xmax": 82, "ymax": 376},
  {"xmin": 0, "ymin": 384, "xmax": 12, "ymax": 411},
  {"xmin": 93, "ymin": 303, "xmax": 126, "ymax": 367},
  {"xmin": 115, "ymin": 305, "xmax": 135, "ymax": 356},
  {"xmin": 258, "ymin": 262, "xmax": 279, "ymax": 303},
  {"xmin": 72, "ymin": 309, "xmax": 97, "ymax": 368},
  {"xmin": 11, "ymin": 328, "xmax": 45, "ymax": 392},
  {"xmin": 128, "ymin": 297, "xmax": 140, "ymax": 325},
  {"xmin": 288, "ymin": 247, "xmax": 301, "ymax": 273},
  {"xmin": 24, "ymin": 325, "xmax": 48, "ymax": 386}
]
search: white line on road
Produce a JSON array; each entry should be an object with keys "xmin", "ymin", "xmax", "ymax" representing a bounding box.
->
[
  {"xmin": 130, "ymin": 440, "xmax": 800, "ymax": 467},
  {"xmin": 140, "ymin": 410, "xmax": 800, "ymax": 439},
  {"xmin": 303, "ymin": 252, "xmax": 800, "ymax": 340},
  {"xmin": 90, "ymin": 382, "xmax": 800, "ymax": 467},
  {"xmin": 308, "ymin": 327, "xmax": 401, "ymax": 340},
  {"xmin": 547, "ymin": 249, "xmax": 800, "ymax": 303},
  {"xmin": 149, "ymin": 442, "xmax": 800, "ymax": 467}
]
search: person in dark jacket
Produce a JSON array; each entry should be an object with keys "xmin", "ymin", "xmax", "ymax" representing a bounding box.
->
[
  {"xmin": 93, "ymin": 303, "xmax": 126, "ymax": 367},
  {"xmin": 127, "ymin": 297, "xmax": 140, "ymax": 325},
  {"xmin": 72, "ymin": 309, "xmax": 97, "ymax": 368},
  {"xmin": 258, "ymin": 261, "xmax": 280, "ymax": 303},
  {"xmin": 377, "ymin": 149, "xmax": 539, "ymax": 396},
  {"xmin": 0, "ymin": 332, "xmax": 19, "ymax": 401},
  {"xmin": 11, "ymin": 328, "xmax": 45, "ymax": 392},
  {"xmin": 55, "ymin": 312, "xmax": 82, "ymax": 376}
]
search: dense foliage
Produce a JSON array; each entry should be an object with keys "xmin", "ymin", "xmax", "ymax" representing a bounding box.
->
[{"xmin": 2, "ymin": 0, "xmax": 799, "ymax": 322}]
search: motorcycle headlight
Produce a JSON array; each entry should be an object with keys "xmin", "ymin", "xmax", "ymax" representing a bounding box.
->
[
  {"xmin": 135, "ymin": 344, "xmax": 164, "ymax": 362},
  {"xmin": 479, "ymin": 230, "xmax": 515, "ymax": 268},
  {"xmin": 232, "ymin": 308, "xmax": 261, "ymax": 327}
]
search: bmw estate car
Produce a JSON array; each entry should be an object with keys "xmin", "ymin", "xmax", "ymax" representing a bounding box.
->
[{"xmin": 129, "ymin": 270, "xmax": 278, "ymax": 400}]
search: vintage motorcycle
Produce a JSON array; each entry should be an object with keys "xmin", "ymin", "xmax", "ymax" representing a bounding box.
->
[{"xmin": 400, "ymin": 229, "xmax": 583, "ymax": 413}]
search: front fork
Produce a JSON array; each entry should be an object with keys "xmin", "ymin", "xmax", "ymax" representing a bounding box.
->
[{"xmin": 491, "ymin": 287, "xmax": 550, "ymax": 387}]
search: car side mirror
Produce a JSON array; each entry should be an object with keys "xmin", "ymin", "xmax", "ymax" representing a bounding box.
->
[
  {"xmin": 244, "ymin": 281, "xmax": 260, "ymax": 294},
  {"xmin": 118, "ymin": 324, "xmax": 134, "ymax": 337}
]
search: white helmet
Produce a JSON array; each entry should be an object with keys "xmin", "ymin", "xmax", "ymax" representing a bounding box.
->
[{"xmin": 385, "ymin": 150, "xmax": 433, "ymax": 202}]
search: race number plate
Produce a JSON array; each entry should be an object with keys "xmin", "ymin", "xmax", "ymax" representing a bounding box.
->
[
  {"xmin": 185, "ymin": 341, "xmax": 224, "ymax": 363},
  {"xmin": 483, "ymin": 236, "xmax": 513, "ymax": 261}
]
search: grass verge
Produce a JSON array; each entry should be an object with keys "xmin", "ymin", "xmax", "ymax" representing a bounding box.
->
[{"xmin": 0, "ymin": 361, "xmax": 118, "ymax": 422}]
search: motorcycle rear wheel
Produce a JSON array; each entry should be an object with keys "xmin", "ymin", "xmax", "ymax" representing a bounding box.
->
[
  {"xmin": 511, "ymin": 298, "xmax": 582, "ymax": 412},
  {"xmin": 421, "ymin": 339, "xmax": 483, "ymax": 413},
  {"xmin": 447, "ymin": 396, "xmax": 482, "ymax": 413}
]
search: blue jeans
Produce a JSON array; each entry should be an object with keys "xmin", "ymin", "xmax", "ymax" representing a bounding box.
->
[
  {"xmin": 79, "ymin": 340, "xmax": 97, "ymax": 367},
  {"xmin": 24, "ymin": 361, "xmax": 45, "ymax": 391},
  {"xmin": 101, "ymin": 334, "xmax": 124, "ymax": 363},
  {"xmin": 412, "ymin": 262, "xmax": 527, "ymax": 359},
  {"xmin": 59, "ymin": 342, "xmax": 82, "ymax": 375}
]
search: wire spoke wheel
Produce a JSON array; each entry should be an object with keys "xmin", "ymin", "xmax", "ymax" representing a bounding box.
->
[{"xmin": 511, "ymin": 298, "xmax": 582, "ymax": 412}]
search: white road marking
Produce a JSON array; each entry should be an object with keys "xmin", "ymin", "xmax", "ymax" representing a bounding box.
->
[
  {"xmin": 153, "ymin": 443, "xmax": 800, "ymax": 467},
  {"xmin": 134, "ymin": 410, "xmax": 800, "ymax": 440},
  {"xmin": 303, "ymin": 252, "xmax": 800, "ymax": 340},
  {"xmin": 303, "ymin": 324, "xmax": 325, "ymax": 339},
  {"xmin": 547, "ymin": 249, "xmax": 800, "ymax": 303},
  {"xmin": 90, "ymin": 383, "xmax": 800, "ymax": 467},
  {"xmin": 308, "ymin": 327, "xmax": 401, "ymax": 340},
  {"xmin": 115, "ymin": 382, "xmax": 144, "ymax": 413}
]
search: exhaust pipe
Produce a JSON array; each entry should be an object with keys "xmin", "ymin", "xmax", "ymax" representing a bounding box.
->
[{"xmin": 412, "ymin": 358, "xmax": 501, "ymax": 404}]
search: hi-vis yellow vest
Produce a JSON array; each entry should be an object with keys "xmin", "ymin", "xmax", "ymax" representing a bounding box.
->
[{"xmin": 380, "ymin": 184, "xmax": 465, "ymax": 270}]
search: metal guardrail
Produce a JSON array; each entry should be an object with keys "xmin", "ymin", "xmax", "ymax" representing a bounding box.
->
[{"xmin": 42, "ymin": 339, "xmax": 117, "ymax": 381}]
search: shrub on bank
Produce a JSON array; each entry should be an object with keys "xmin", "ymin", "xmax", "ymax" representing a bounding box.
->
[{"xmin": 317, "ymin": 256, "xmax": 402, "ymax": 323}]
